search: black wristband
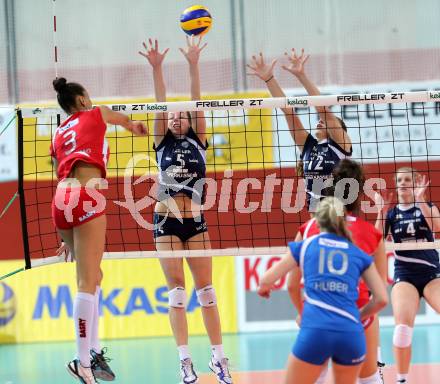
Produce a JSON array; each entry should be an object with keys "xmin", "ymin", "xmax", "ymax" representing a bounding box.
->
[{"xmin": 265, "ymin": 75, "xmax": 274, "ymax": 83}]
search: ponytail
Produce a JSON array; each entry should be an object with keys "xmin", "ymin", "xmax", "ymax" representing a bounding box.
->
[
  {"xmin": 296, "ymin": 160, "xmax": 304, "ymax": 178},
  {"xmin": 315, "ymin": 197, "xmax": 351, "ymax": 241},
  {"xmin": 52, "ymin": 77, "xmax": 86, "ymax": 114}
]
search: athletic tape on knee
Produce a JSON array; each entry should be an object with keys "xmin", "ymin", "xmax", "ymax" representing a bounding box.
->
[
  {"xmin": 168, "ymin": 286, "xmax": 187, "ymax": 308},
  {"xmin": 196, "ymin": 285, "xmax": 217, "ymax": 307},
  {"xmin": 393, "ymin": 324, "xmax": 413, "ymax": 348}
]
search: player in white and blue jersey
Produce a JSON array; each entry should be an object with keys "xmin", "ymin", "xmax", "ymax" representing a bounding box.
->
[
  {"xmin": 247, "ymin": 49, "xmax": 352, "ymax": 211},
  {"xmin": 259, "ymin": 197, "xmax": 388, "ymax": 384},
  {"xmin": 140, "ymin": 37, "xmax": 232, "ymax": 384},
  {"xmin": 376, "ymin": 167, "xmax": 440, "ymax": 384}
]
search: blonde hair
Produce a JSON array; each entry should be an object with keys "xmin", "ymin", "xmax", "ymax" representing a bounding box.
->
[
  {"xmin": 396, "ymin": 167, "xmax": 420, "ymax": 181},
  {"xmin": 315, "ymin": 197, "xmax": 352, "ymax": 241}
]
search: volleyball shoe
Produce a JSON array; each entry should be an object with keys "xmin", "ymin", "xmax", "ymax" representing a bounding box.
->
[
  {"xmin": 91, "ymin": 348, "xmax": 115, "ymax": 381},
  {"xmin": 66, "ymin": 359, "xmax": 98, "ymax": 384},
  {"xmin": 209, "ymin": 357, "xmax": 233, "ymax": 384},
  {"xmin": 180, "ymin": 358, "xmax": 199, "ymax": 383}
]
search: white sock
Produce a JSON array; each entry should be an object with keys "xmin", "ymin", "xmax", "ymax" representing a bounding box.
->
[
  {"xmin": 397, "ymin": 373, "xmax": 408, "ymax": 383},
  {"xmin": 377, "ymin": 346, "xmax": 383, "ymax": 363},
  {"xmin": 211, "ymin": 344, "xmax": 225, "ymax": 361},
  {"xmin": 90, "ymin": 286, "xmax": 101, "ymax": 353},
  {"xmin": 73, "ymin": 292, "xmax": 95, "ymax": 367},
  {"xmin": 358, "ymin": 371, "xmax": 381, "ymax": 383},
  {"xmin": 178, "ymin": 345, "xmax": 191, "ymax": 361},
  {"xmin": 315, "ymin": 365, "xmax": 328, "ymax": 384}
]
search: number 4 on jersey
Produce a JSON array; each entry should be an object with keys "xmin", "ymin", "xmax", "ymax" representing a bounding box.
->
[{"xmin": 406, "ymin": 222, "xmax": 415, "ymax": 235}]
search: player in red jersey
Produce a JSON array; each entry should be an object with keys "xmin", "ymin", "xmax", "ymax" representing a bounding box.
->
[
  {"xmin": 51, "ymin": 77, "xmax": 147, "ymax": 384},
  {"xmin": 288, "ymin": 159, "xmax": 388, "ymax": 384}
]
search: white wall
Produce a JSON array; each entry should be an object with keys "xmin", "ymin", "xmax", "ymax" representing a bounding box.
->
[{"xmin": 2, "ymin": 0, "xmax": 440, "ymax": 102}]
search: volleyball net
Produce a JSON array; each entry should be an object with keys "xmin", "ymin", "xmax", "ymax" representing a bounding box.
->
[{"xmin": 13, "ymin": 90, "xmax": 440, "ymax": 270}]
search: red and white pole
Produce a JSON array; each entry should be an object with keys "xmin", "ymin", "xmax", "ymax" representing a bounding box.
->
[{"xmin": 52, "ymin": 0, "xmax": 59, "ymax": 77}]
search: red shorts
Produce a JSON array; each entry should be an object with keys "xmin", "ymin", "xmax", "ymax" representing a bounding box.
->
[
  {"xmin": 52, "ymin": 186, "xmax": 106, "ymax": 230},
  {"xmin": 357, "ymin": 281, "xmax": 375, "ymax": 330}
]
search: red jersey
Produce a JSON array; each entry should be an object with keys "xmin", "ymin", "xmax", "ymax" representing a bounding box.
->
[
  {"xmin": 50, "ymin": 108, "xmax": 109, "ymax": 180},
  {"xmin": 299, "ymin": 215, "xmax": 382, "ymax": 255}
]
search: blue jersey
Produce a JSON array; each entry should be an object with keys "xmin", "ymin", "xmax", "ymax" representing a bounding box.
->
[
  {"xmin": 154, "ymin": 128, "xmax": 207, "ymax": 204},
  {"xmin": 289, "ymin": 233, "xmax": 373, "ymax": 332},
  {"xmin": 385, "ymin": 203, "xmax": 440, "ymax": 273},
  {"xmin": 301, "ymin": 134, "xmax": 352, "ymax": 205}
]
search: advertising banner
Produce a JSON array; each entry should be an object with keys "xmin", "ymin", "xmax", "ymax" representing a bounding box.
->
[
  {"xmin": 0, "ymin": 257, "xmax": 237, "ymax": 343},
  {"xmin": 236, "ymin": 253, "xmax": 439, "ymax": 333}
]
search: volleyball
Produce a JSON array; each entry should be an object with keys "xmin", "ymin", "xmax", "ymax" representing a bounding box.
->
[
  {"xmin": 0, "ymin": 282, "xmax": 16, "ymax": 326},
  {"xmin": 180, "ymin": 5, "xmax": 212, "ymax": 36}
]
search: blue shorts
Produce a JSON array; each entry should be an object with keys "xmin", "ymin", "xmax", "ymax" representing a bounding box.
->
[
  {"xmin": 394, "ymin": 268, "xmax": 440, "ymax": 298},
  {"xmin": 153, "ymin": 213, "xmax": 207, "ymax": 242},
  {"xmin": 293, "ymin": 327, "xmax": 366, "ymax": 366}
]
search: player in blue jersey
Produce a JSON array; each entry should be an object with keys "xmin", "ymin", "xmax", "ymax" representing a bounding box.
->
[
  {"xmin": 139, "ymin": 37, "xmax": 232, "ymax": 384},
  {"xmin": 259, "ymin": 197, "xmax": 388, "ymax": 384},
  {"xmin": 375, "ymin": 167, "xmax": 440, "ymax": 384},
  {"xmin": 294, "ymin": 159, "xmax": 388, "ymax": 384},
  {"xmin": 247, "ymin": 49, "xmax": 352, "ymax": 211}
]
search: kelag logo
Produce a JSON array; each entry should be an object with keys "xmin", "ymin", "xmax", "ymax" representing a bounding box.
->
[
  {"xmin": 0, "ymin": 282, "xmax": 16, "ymax": 326},
  {"xmin": 32, "ymin": 285, "xmax": 201, "ymax": 319}
]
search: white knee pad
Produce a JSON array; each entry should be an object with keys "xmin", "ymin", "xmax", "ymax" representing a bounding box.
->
[
  {"xmin": 393, "ymin": 324, "xmax": 413, "ymax": 348},
  {"xmin": 196, "ymin": 285, "xmax": 217, "ymax": 307},
  {"xmin": 168, "ymin": 286, "xmax": 187, "ymax": 308}
]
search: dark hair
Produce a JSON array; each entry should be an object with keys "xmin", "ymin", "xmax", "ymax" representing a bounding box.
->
[
  {"xmin": 296, "ymin": 160, "xmax": 304, "ymax": 178},
  {"xmin": 52, "ymin": 77, "xmax": 86, "ymax": 114},
  {"xmin": 330, "ymin": 159, "xmax": 365, "ymax": 213},
  {"xmin": 296, "ymin": 118, "xmax": 347, "ymax": 177},
  {"xmin": 186, "ymin": 111, "xmax": 192, "ymax": 127}
]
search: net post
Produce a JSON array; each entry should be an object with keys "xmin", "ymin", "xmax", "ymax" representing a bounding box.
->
[{"xmin": 16, "ymin": 109, "xmax": 31, "ymax": 270}]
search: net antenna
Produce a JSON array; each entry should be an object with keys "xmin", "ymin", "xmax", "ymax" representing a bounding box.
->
[
  {"xmin": 52, "ymin": 0, "xmax": 59, "ymax": 78},
  {"xmin": 12, "ymin": 90, "xmax": 440, "ymax": 274}
]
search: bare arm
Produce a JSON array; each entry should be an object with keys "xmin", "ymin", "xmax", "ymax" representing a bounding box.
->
[
  {"xmin": 374, "ymin": 210, "xmax": 386, "ymax": 234},
  {"xmin": 287, "ymin": 266, "xmax": 303, "ymax": 314},
  {"xmin": 139, "ymin": 39, "xmax": 169, "ymax": 145},
  {"xmin": 99, "ymin": 106, "xmax": 147, "ymax": 136},
  {"xmin": 258, "ymin": 250, "xmax": 297, "ymax": 298},
  {"xmin": 247, "ymin": 53, "xmax": 309, "ymax": 150},
  {"xmin": 180, "ymin": 35, "xmax": 207, "ymax": 142},
  {"xmin": 415, "ymin": 175, "xmax": 440, "ymax": 234},
  {"xmin": 420, "ymin": 203, "xmax": 440, "ymax": 234},
  {"xmin": 287, "ymin": 231, "xmax": 304, "ymax": 313},
  {"xmin": 374, "ymin": 191, "xmax": 392, "ymax": 235},
  {"xmin": 359, "ymin": 263, "xmax": 388, "ymax": 320},
  {"xmin": 372, "ymin": 239, "xmax": 388, "ymax": 283},
  {"xmin": 282, "ymin": 49, "xmax": 351, "ymax": 152}
]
